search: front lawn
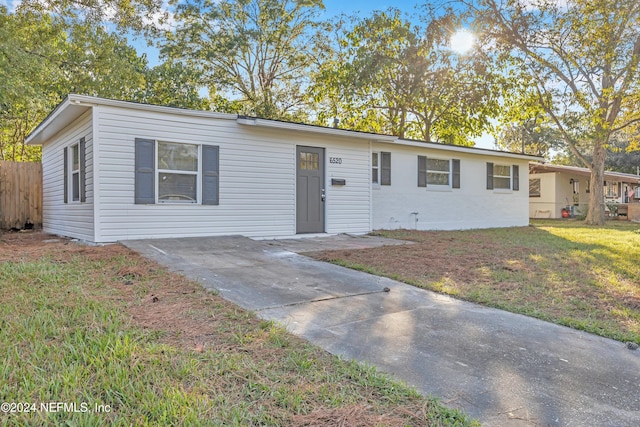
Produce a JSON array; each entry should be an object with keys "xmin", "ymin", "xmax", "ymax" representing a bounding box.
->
[
  {"xmin": 0, "ymin": 232, "xmax": 475, "ymax": 426},
  {"xmin": 311, "ymin": 220, "xmax": 640, "ymax": 345}
]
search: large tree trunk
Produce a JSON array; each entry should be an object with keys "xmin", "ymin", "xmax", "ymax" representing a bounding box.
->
[{"xmin": 585, "ymin": 143, "xmax": 607, "ymax": 225}]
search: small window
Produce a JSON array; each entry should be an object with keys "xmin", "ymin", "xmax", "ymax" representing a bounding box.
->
[
  {"xmin": 493, "ymin": 164, "xmax": 512, "ymax": 189},
  {"xmin": 380, "ymin": 152, "xmax": 391, "ymax": 186},
  {"xmin": 300, "ymin": 152, "xmax": 319, "ymax": 170},
  {"xmin": 158, "ymin": 142, "xmax": 198, "ymax": 203},
  {"xmin": 372, "ymin": 152, "xmax": 379, "ymax": 184},
  {"xmin": 419, "ymin": 156, "xmax": 456, "ymax": 187},
  {"xmin": 427, "ymin": 158, "xmax": 450, "ymax": 186},
  {"xmin": 529, "ymin": 178, "xmax": 541, "ymax": 197},
  {"xmin": 71, "ymin": 143, "xmax": 80, "ymax": 201}
]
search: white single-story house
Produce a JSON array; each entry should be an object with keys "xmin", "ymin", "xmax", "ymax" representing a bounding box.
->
[
  {"xmin": 529, "ymin": 163, "xmax": 640, "ymax": 219},
  {"xmin": 25, "ymin": 95, "xmax": 542, "ymax": 243}
]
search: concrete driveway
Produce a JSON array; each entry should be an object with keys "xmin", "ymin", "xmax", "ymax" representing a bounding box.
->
[{"xmin": 123, "ymin": 235, "xmax": 640, "ymax": 427}]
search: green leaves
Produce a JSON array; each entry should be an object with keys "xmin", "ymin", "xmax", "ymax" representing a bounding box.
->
[
  {"xmin": 310, "ymin": 8, "xmax": 500, "ymax": 145},
  {"xmin": 164, "ymin": 0, "xmax": 324, "ymax": 120}
]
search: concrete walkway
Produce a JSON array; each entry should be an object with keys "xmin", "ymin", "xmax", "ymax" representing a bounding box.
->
[{"xmin": 123, "ymin": 235, "xmax": 640, "ymax": 427}]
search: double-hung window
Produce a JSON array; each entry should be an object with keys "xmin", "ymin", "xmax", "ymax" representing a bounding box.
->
[
  {"xmin": 63, "ymin": 137, "xmax": 86, "ymax": 203},
  {"xmin": 486, "ymin": 163, "xmax": 519, "ymax": 191},
  {"xmin": 418, "ymin": 156, "xmax": 460, "ymax": 188},
  {"xmin": 493, "ymin": 165, "xmax": 512, "ymax": 189},
  {"xmin": 157, "ymin": 142, "xmax": 198, "ymax": 203},
  {"xmin": 71, "ymin": 143, "xmax": 81, "ymax": 201},
  {"xmin": 427, "ymin": 158, "xmax": 450, "ymax": 186},
  {"xmin": 135, "ymin": 138, "xmax": 219, "ymax": 205},
  {"xmin": 372, "ymin": 152, "xmax": 379, "ymax": 184}
]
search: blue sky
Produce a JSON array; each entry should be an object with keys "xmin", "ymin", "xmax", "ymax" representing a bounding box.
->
[
  {"xmin": 322, "ymin": 0, "xmax": 423, "ymax": 16},
  {"xmin": 2, "ymin": 0, "xmax": 496, "ymax": 147}
]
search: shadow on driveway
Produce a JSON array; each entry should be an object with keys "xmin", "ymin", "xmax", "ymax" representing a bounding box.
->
[{"xmin": 123, "ymin": 235, "xmax": 640, "ymax": 427}]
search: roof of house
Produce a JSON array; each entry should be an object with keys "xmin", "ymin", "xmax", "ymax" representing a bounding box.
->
[
  {"xmin": 26, "ymin": 94, "xmax": 543, "ymax": 161},
  {"xmin": 529, "ymin": 163, "xmax": 640, "ymax": 184}
]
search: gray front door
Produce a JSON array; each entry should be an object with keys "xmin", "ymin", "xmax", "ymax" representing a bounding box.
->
[{"xmin": 296, "ymin": 146, "xmax": 325, "ymax": 233}]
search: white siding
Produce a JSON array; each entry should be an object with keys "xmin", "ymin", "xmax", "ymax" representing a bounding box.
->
[
  {"xmin": 372, "ymin": 143, "xmax": 530, "ymax": 230},
  {"xmin": 41, "ymin": 111, "xmax": 95, "ymax": 240},
  {"xmin": 94, "ymin": 106, "xmax": 370, "ymax": 242},
  {"xmin": 529, "ymin": 172, "xmax": 590, "ymax": 219},
  {"xmin": 325, "ymin": 142, "xmax": 370, "ymax": 234}
]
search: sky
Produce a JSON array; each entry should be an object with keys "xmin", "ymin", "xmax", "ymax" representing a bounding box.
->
[{"xmin": 1, "ymin": 0, "xmax": 495, "ymax": 148}]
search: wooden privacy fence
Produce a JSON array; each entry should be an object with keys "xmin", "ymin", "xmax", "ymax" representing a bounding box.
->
[{"xmin": 0, "ymin": 161, "xmax": 42, "ymax": 230}]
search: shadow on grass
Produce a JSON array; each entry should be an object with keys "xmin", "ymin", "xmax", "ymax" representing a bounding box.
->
[{"xmin": 313, "ymin": 220, "xmax": 640, "ymax": 344}]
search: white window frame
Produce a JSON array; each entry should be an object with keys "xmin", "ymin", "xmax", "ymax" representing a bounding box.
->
[
  {"xmin": 156, "ymin": 141, "xmax": 201, "ymax": 204},
  {"xmin": 70, "ymin": 142, "xmax": 80, "ymax": 202},
  {"xmin": 493, "ymin": 164, "xmax": 512, "ymax": 190},
  {"xmin": 372, "ymin": 152, "xmax": 380, "ymax": 185},
  {"xmin": 426, "ymin": 158, "xmax": 451, "ymax": 187}
]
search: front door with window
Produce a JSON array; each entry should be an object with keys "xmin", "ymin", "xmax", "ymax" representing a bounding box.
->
[{"xmin": 296, "ymin": 146, "xmax": 325, "ymax": 233}]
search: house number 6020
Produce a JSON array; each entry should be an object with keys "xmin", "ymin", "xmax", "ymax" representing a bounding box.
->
[{"xmin": 329, "ymin": 157, "xmax": 342, "ymax": 164}]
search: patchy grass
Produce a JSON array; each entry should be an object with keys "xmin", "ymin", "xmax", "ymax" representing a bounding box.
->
[
  {"xmin": 311, "ymin": 220, "xmax": 640, "ymax": 345},
  {"xmin": 0, "ymin": 232, "xmax": 476, "ymax": 426}
]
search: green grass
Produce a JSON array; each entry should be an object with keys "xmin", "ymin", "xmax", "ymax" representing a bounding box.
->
[
  {"xmin": 316, "ymin": 220, "xmax": 640, "ymax": 345},
  {"xmin": 0, "ymin": 240, "xmax": 477, "ymax": 426}
]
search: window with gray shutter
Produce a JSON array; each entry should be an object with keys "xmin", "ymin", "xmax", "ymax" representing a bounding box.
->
[
  {"xmin": 512, "ymin": 165, "xmax": 519, "ymax": 191},
  {"xmin": 417, "ymin": 156, "xmax": 427, "ymax": 187},
  {"xmin": 135, "ymin": 138, "xmax": 156, "ymax": 204},
  {"xmin": 202, "ymin": 145, "xmax": 219, "ymax": 205},
  {"xmin": 452, "ymin": 159, "xmax": 460, "ymax": 189},
  {"xmin": 79, "ymin": 137, "xmax": 86, "ymax": 202},
  {"xmin": 63, "ymin": 147, "xmax": 68, "ymax": 203},
  {"xmin": 486, "ymin": 162, "xmax": 494, "ymax": 190},
  {"xmin": 381, "ymin": 152, "xmax": 391, "ymax": 185}
]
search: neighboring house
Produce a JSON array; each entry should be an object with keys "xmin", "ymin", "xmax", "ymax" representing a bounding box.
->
[
  {"xmin": 529, "ymin": 163, "xmax": 640, "ymax": 219},
  {"xmin": 26, "ymin": 95, "xmax": 541, "ymax": 243}
]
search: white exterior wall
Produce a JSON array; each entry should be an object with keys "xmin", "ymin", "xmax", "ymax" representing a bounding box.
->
[
  {"xmin": 529, "ymin": 172, "xmax": 591, "ymax": 218},
  {"xmin": 372, "ymin": 143, "xmax": 530, "ymax": 230},
  {"xmin": 41, "ymin": 111, "xmax": 95, "ymax": 240},
  {"xmin": 529, "ymin": 172, "xmax": 558, "ymax": 218},
  {"xmin": 93, "ymin": 105, "xmax": 370, "ymax": 242}
]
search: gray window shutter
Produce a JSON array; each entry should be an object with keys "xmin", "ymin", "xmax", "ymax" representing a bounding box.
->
[
  {"xmin": 202, "ymin": 145, "xmax": 219, "ymax": 205},
  {"xmin": 418, "ymin": 155, "xmax": 427, "ymax": 187},
  {"xmin": 63, "ymin": 147, "xmax": 68, "ymax": 203},
  {"xmin": 452, "ymin": 159, "xmax": 461, "ymax": 189},
  {"xmin": 79, "ymin": 137, "xmax": 86, "ymax": 202},
  {"xmin": 512, "ymin": 165, "xmax": 519, "ymax": 191},
  {"xmin": 486, "ymin": 162, "xmax": 494, "ymax": 190},
  {"xmin": 135, "ymin": 138, "xmax": 155, "ymax": 204},
  {"xmin": 381, "ymin": 152, "xmax": 391, "ymax": 186}
]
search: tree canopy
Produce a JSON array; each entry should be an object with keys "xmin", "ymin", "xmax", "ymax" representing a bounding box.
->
[{"xmin": 472, "ymin": 0, "xmax": 640, "ymax": 224}]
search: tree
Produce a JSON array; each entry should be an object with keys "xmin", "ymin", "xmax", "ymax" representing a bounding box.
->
[
  {"xmin": 0, "ymin": 5, "xmax": 157, "ymax": 160},
  {"xmin": 310, "ymin": 8, "xmax": 501, "ymax": 145},
  {"xmin": 163, "ymin": 0, "xmax": 325, "ymax": 120},
  {"xmin": 134, "ymin": 61, "xmax": 208, "ymax": 110},
  {"xmin": 496, "ymin": 119, "xmax": 564, "ymax": 157},
  {"xmin": 471, "ymin": 0, "xmax": 640, "ymax": 224}
]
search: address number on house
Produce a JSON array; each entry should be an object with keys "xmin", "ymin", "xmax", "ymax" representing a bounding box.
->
[{"xmin": 329, "ymin": 157, "xmax": 343, "ymax": 164}]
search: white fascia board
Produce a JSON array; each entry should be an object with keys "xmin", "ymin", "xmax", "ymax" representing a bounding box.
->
[
  {"xmin": 26, "ymin": 94, "xmax": 238, "ymax": 145},
  {"xmin": 237, "ymin": 117, "xmax": 399, "ymax": 143},
  {"xmin": 66, "ymin": 94, "xmax": 238, "ymax": 121}
]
